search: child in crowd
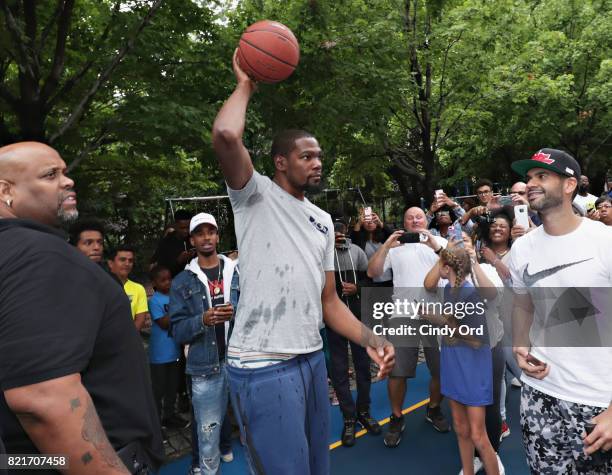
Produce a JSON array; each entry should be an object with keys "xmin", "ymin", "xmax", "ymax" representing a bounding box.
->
[
  {"xmin": 148, "ymin": 265, "xmax": 184, "ymax": 430},
  {"xmin": 424, "ymin": 247, "xmax": 500, "ymax": 475}
]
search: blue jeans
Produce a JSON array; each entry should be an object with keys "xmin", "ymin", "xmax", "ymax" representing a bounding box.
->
[
  {"xmin": 227, "ymin": 350, "xmax": 329, "ymax": 475},
  {"xmin": 191, "ymin": 365, "xmax": 228, "ymax": 475}
]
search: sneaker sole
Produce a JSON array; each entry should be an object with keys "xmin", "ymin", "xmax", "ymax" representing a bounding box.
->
[
  {"xmin": 383, "ymin": 423, "xmax": 405, "ymax": 447},
  {"xmin": 383, "ymin": 435, "xmax": 401, "ymax": 448},
  {"xmin": 425, "ymin": 416, "xmax": 450, "ymax": 433}
]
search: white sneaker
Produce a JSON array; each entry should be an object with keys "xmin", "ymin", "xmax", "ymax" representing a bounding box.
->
[
  {"xmin": 221, "ymin": 451, "xmax": 234, "ymax": 463},
  {"xmin": 187, "ymin": 467, "xmax": 201, "ymax": 475},
  {"xmin": 458, "ymin": 457, "xmax": 483, "ymax": 475},
  {"xmin": 510, "ymin": 377, "xmax": 522, "ymax": 388}
]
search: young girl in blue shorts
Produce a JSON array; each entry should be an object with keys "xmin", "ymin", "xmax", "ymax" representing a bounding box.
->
[{"xmin": 433, "ymin": 247, "xmax": 500, "ymax": 475}]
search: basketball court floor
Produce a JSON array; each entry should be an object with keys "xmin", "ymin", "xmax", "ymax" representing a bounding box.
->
[{"xmin": 160, "ymin": 363, "xmax": 530, "ymax": 474}]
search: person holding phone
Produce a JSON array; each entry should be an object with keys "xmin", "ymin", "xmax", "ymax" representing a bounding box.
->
[
  {"xmin": 509, "ymin": 149, "xmax": 612, "ymax": 473},
  {"xmin": 422, "ymin": 246, "xmax": 501, "ymax": 475},
  {"xmin": 169, "ymin": 213, "xmax": 240, "ymax": 474},
  {"xmin": 351, "ymin": 208, "xmax": 394, "ymax": 286},
  {"xmin": 368, "ymin": 206, "xmax": 450, "ymax": 447}
]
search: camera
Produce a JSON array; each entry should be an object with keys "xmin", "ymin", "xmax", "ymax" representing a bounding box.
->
[{"xmin": 473, "ymin": 212, "xmax": 494, "ymax": 225}]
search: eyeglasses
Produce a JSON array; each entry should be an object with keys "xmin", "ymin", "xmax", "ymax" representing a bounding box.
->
[
  {"xmin": 596, "ymin": 204, "xmax": 611, "ymax": 210},
  {"xmin": 510, "ymin": 191, "xmax": 526, "ymax": 196},
  {"xmin": 476, "ymin": 189, "xmax": 492, "ymax": 196}
]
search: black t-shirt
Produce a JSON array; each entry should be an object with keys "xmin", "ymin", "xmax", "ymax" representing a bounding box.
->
[
  {"xmin": 201, "ymin": 260, "xmax": 226, "ymax": 361},
  {"xmin": 0, "ymin": 219, "xmax": 163, "ymax": 472},
  {"xmin": 151, "ymin": 233, "xmax": 191, "ymax": 277}
]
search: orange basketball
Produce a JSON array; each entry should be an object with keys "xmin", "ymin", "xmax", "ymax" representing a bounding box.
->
[{"xmin": 237, "ymin": 20, "xmax": 300, "ymax": 83}]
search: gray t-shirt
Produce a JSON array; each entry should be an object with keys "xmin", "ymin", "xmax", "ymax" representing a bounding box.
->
[{"xmin": 227, "ymin": 172, "xmax": 335, "ymax": 353}]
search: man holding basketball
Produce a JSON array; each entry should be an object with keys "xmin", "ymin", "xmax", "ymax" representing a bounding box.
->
[{"xmin": 211, "ymin": 50, "xmax": 395, "ymax": 474}]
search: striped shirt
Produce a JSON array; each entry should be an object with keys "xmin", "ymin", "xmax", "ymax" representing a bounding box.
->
[{"xmin": 227, "ymin": 345, "xmax": 295, "ymax": 369}]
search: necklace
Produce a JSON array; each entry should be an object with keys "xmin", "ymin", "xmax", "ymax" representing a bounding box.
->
[{"xmin": 204, "ymin": 261, "xmax": 222, "ymax": 296}]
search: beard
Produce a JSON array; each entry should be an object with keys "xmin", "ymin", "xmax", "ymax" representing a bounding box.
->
[
  {"xmin": 57, "ymin": 190, "xmax": 78, "ymax": 224},
  {"xmin": 57, "ymin": 206, "xmax": 78, "ymax": 224},
  {"xmin": 578, "ymin": 184, "xmax": 589, "ymax": 193},
  {"xmin": 529, "ymin": 188, "xmax": 564, "ymax": 212},
  {"xmin": 304, "ymin": 181, "xmax": 323, "ymax": 194}
]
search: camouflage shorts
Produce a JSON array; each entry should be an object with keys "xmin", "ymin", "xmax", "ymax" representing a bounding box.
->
[{"xmin": 520, "ymin": 384, "xmax": 612, "ymax": 474}]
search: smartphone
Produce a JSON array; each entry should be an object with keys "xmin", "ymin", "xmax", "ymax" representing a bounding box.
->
[
  {"xmin": 475, "ymin": 239, "xmax": 482, "ymax": 254},
  {"xmin": 364, "ymin": 206, "xmax": 372, "ymax": 221},
  {"xmin": 584, "ymin": 421, "xmax": 612, "ymax": 465},
  {"xmin": 514, "ymin": 204, "xmax": 529, "ymax": 228},
  {"xmin": 399, "ymin": 232, "xmax": 427, "ymax": 244},
  {"xmin": 448, "ymin": 224, "xmax": 463, "ymax": 247},
  {"xmin": 214, "ymin": 302, "xmax": 231, "ymax": 308},
  {"xmin": 526, "ymin": 353, "xmax": 546, "ymax": 367},
  {"xmin": 498, "ymin": 195, "xmax": 513, "ymax": 206},
  {"xmin": 435, "ymin": 189, "xmax": 444, "ymax": 203}
]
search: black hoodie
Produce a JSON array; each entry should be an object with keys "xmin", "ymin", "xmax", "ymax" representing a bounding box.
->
[{"xmin": 0, "ymin": 219, "xmax": 163, "ymax": 471}]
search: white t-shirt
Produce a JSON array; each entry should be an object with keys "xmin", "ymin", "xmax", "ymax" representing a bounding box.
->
[
  {"xmin": 573, "ymin": 193, "xmax": 598, "ymax": 213},
  {"xmin": 226, "ymin": 172, "xmax": 334, "ymax": 354},
  {"xmin": 383, "ymin": 237, "xmax": 448, "ymax": 317},
  {"xmin": 509, "ymin": 218, "xmax": 612, "ymax": 407},
  {"xmin": 383, "ymin": 236, "xmax": 447, "ymax": 287}
]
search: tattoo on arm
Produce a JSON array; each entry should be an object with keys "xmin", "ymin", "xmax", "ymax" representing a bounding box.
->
[
  {"xmin": 81, "ymin": 452, "xmax": 93, "ymax": 465},
  {"xmin": 70, "ymin": 398, "xmax": 81, "ymax": 412},
  {"xmin": 81, "ymin": 399, "xmax": 128, "ymax": 472}
]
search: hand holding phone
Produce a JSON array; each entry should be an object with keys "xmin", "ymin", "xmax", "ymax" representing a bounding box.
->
[
  {"xmin": 364, "ymin": 206, "xmax": 372, "ymax": 222},
  {"xmin": 398, "ymin": 232, "xmax": 427, "ymax": 244},
  {"xmin": 526, "ymin": 353, "xmax": 546, "ymax": 367},
  {"xmin": 514, "ymin": 205, "xmax": 529, "ymax": 229}
]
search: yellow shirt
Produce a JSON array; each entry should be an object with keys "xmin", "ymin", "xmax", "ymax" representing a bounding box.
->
[{"xmin": 124, "ymin": 279, "xmax": 148, "ymax": 319}]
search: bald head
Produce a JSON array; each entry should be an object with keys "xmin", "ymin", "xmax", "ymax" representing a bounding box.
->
[
  {"xmin": 0, "ymin": 142, "xmax": 78, "ymax": 227},
  {"xmin": 404, "ymin": 206, "xmax": 427, "ymax": 232},
  {"xmin": 510, "ymin": 181, "xmax": 528, "ymax": 205}
]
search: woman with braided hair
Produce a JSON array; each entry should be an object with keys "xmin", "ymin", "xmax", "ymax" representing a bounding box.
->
[{"xmin": 424, "ymin": 244, "xmax": 500, "ymax": 475}]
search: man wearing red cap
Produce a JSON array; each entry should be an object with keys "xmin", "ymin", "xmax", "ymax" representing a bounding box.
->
[{"xmin": 509, "ymin": 148, "xmax": 612, "ymax": 473}]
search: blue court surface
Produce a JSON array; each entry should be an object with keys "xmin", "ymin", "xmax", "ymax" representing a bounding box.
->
[{"xmin": 159, "ymin": 363, "xmax": 529, "ymax": 474}]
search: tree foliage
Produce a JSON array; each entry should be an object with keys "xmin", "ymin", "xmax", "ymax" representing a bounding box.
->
[{"xmin": 0, "ymin": 0, "xmax": 610, "ymax": 260}]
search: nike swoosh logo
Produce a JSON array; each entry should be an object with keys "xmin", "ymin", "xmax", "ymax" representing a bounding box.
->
[{"xmin": 523, "ymin": 258, "xmax": 593, "ymax": 287}]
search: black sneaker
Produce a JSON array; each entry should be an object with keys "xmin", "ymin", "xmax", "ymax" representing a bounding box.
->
[
  {"xmin": 162, "ymin": 414, "xmax": 190, "ymax": 430},
  {"xmin": 342, "ymin": 417, "xmax": 357, "ymax": 447},
  {"xmin": 383, "ymin": 414, "xmax": 405, "ymax": 447},
  {"xmin": 425, "ymin": 405, "xmax": 450, "ymax": 433},
  {"xmin": 358, "ymin": 411, "xmax": 382, "ymax": 435}
]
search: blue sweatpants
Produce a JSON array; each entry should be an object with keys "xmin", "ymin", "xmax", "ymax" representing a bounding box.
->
[{"xmin": 227, "ymin": 350, "xmax": 330, "ymax": 475}]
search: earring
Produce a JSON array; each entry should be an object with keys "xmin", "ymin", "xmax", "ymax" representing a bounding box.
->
[{"xmin": 5, "ymin": 199, "xmax": 12, "ymax": 208}]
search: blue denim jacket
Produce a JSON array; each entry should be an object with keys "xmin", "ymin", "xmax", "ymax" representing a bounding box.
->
[{"xmin": 169, "ymin": 255, "xmax": 239, "ymax": 376}]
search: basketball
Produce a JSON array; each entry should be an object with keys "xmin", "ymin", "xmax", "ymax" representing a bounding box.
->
[{"xmin": 237, "ymin": 20, "xmax": 300, "ymax": 83}]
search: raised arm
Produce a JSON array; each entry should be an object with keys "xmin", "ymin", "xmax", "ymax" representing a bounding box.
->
[
  {"xmin": 367, "ymin": 230, "xmax": 403, "ymax": 278},
  {"xmin": 212, "ymin": 49, "xmax": 257, "ymax": 190}
]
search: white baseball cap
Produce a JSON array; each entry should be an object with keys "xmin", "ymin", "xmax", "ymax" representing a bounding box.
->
[{"xmin": 189, "ymin": 213, "xmax": 218, "ymax": 233}]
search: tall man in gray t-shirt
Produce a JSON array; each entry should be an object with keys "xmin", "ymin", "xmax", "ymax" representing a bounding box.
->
[{"xmin": 212, "ymin": 50, "xmax": 395, "ymax": 475}]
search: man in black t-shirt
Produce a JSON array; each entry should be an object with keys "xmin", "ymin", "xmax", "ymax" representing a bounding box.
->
[
  {"xmin": 0, "ymin": 142, "xmax": 163, "ymax": 474},
  {"xmin": 151, "ymin": 209, "xmax": 194, "ymax": 277},
  {"xmin": 169, "ymin": 213, "xmax": 239, "ymax": 473}
]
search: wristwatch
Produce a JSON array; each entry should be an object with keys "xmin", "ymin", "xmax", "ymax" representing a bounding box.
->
[{"xmin": 434, "ymin": 246, "xmax": 444, "ymax": 255}]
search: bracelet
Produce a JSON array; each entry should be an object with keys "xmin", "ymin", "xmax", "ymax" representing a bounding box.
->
[{"xmin": 435, "ymin": 246, "xmax": 444, "ymax": 255}]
